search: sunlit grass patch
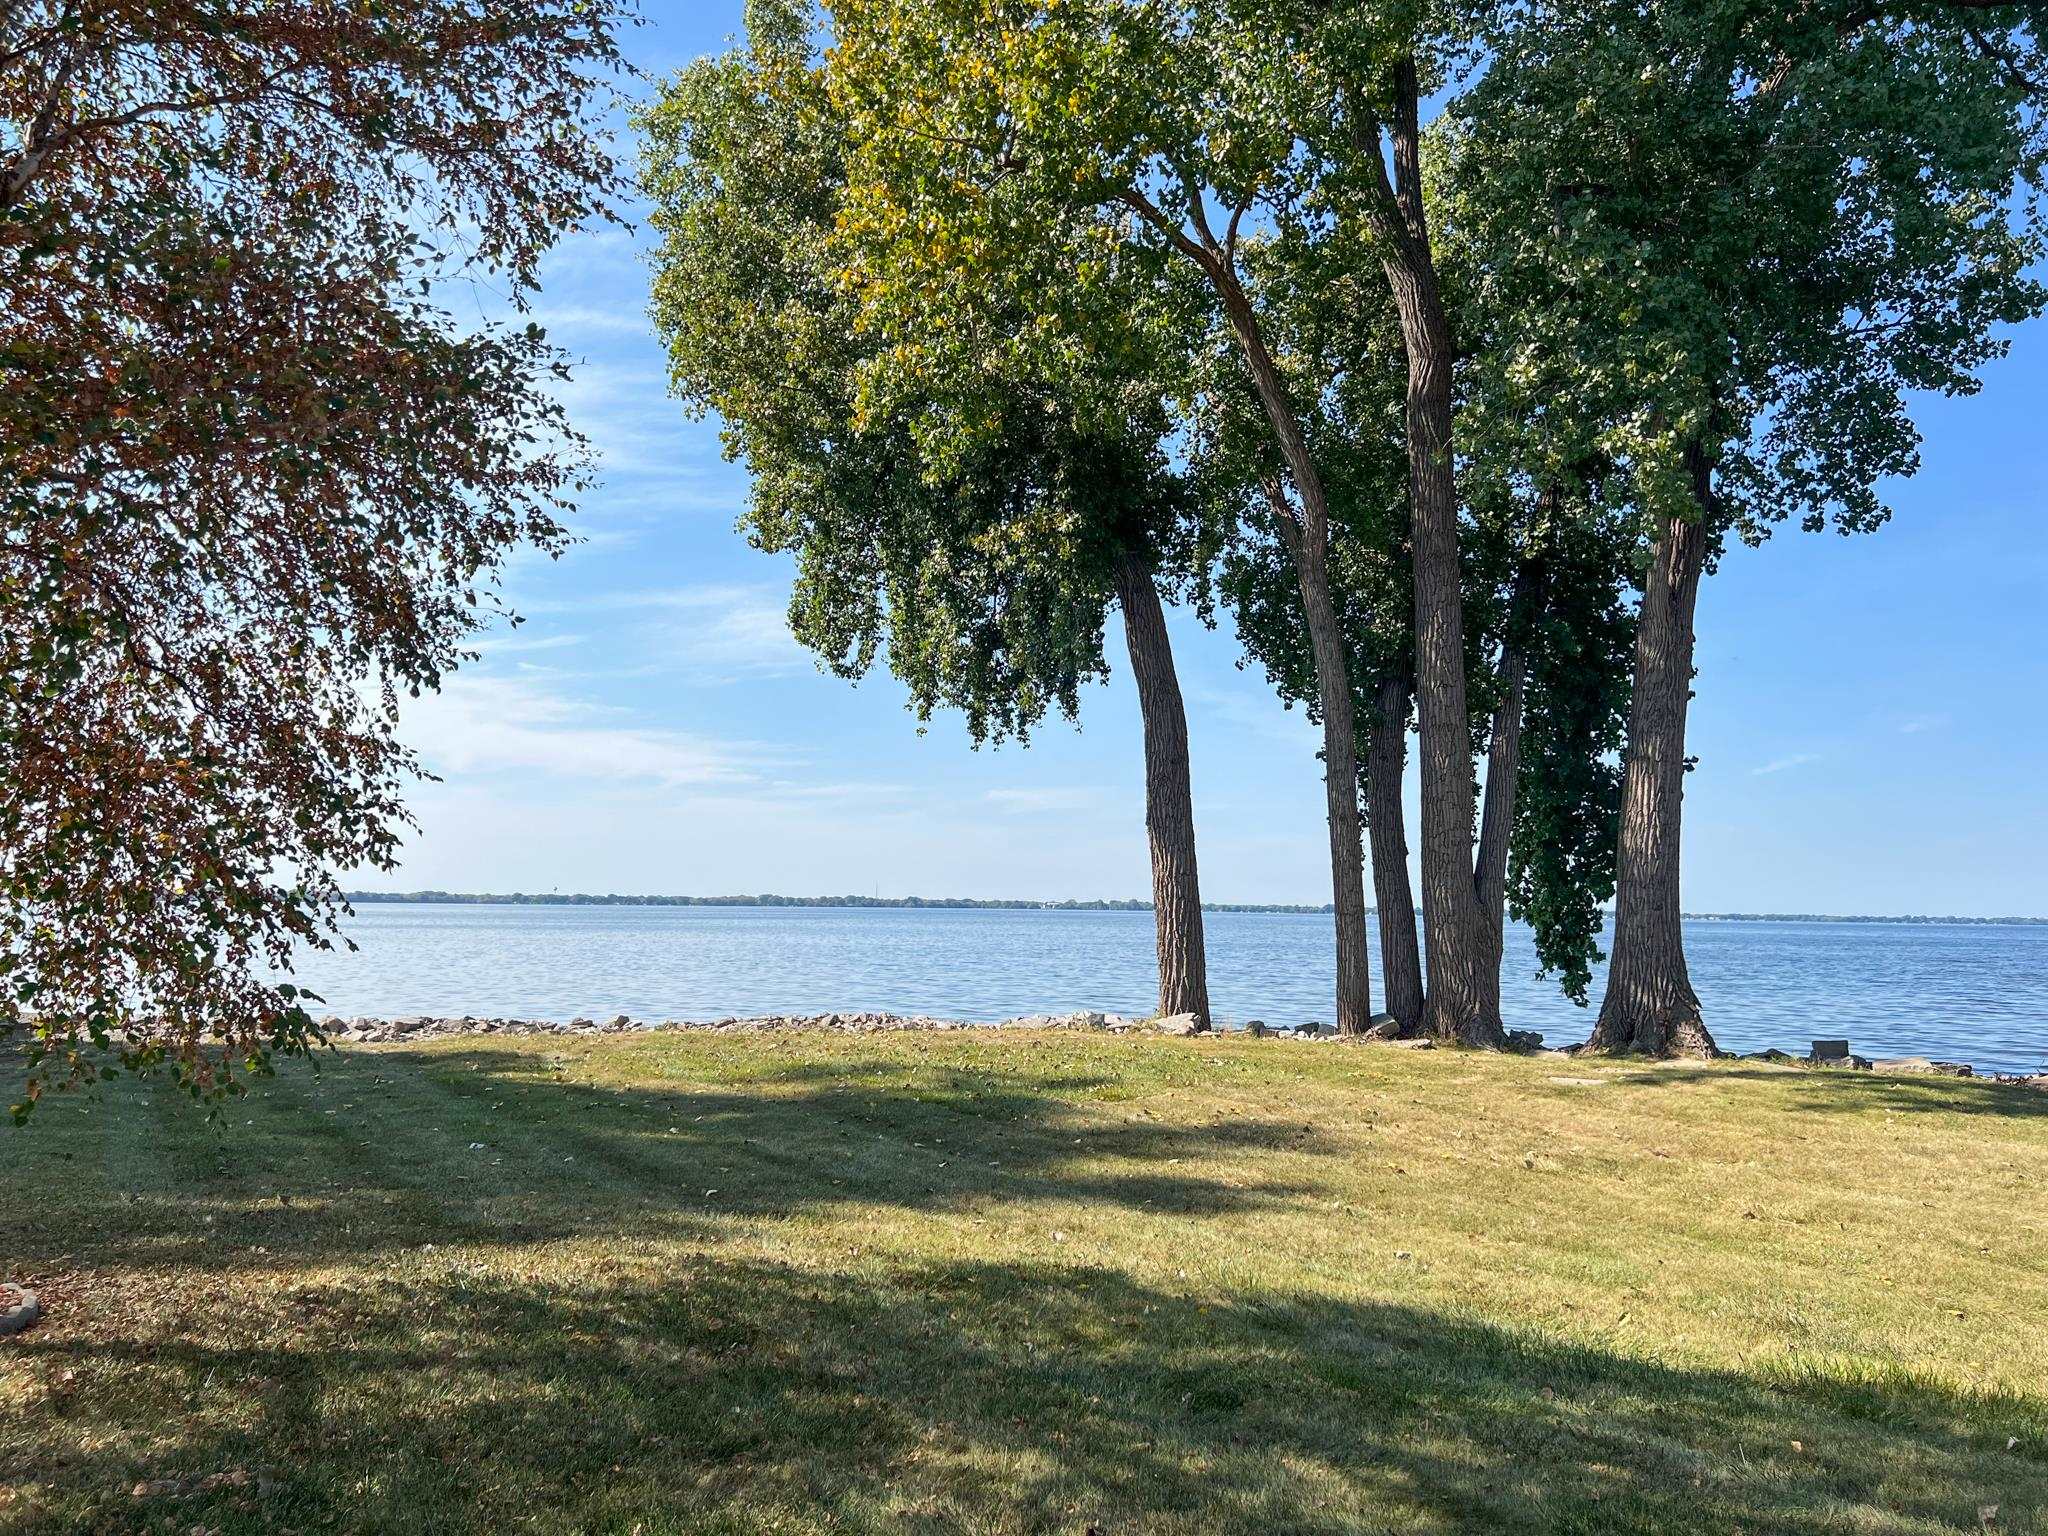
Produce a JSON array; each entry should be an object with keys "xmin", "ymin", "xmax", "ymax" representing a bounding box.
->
[{"xmin": 3, "ymin": 1032, "xmax": 2043, "ymax": 1532}]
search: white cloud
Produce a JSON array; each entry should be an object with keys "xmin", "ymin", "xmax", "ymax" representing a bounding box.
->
[
  {"xmin": 986, "ymin": 786, "xmax": 1105, "ymax": 814},
  {"xmin": 1898, "ymin": 713, "xmax": 1950, "ymax": 736},
  {"xmin": 1751, "ymin": 753, "xmax": 1821, "ymax": 777},
  {"xmin": 540, "ymin": 359, "xmax": 739, "ymax": 496},
  {"xmin": 526, "ymin": 583, "xmax": 749, "ymax": 614},
  {"xmin": 520, "ymin": 583, "xmax": 815, "ymax": 682},
  {"xmin": 397, "ymin": 673, "xmax": 776, "ymax": 789},
  {"xmin": 535, "ymin": 225, "xmax": 641, "ymax": 286},
  {"xmin": 469, "ymin": 632, "xmax": 586, "ymax": 656},
  {"xmin": 532, "ymin": 302, "xmax": 650, "ymax": 336},
  {"xmin": 1186, "ymin": 682, "xmax": 1321, "ymax": 752}
]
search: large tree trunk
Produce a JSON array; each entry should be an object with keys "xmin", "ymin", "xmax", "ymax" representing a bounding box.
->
[
  {"xmin": 1366, "ymin": 674, "xmax": 1423, "ymax": 1033},
  {"xmin": 1369, "ymin": 59, "xmax": 1502, "ymax": 1047},
  {"xmin": 1587, "ymin": 480, "xmax": 1719, "ymax": 1058},
  {"xmin": 1473, "ymin": 659, "xmax": 1526, "ymax": 947},
  {"xmin": 1121, "ymin": 174, "xmax": 1373, "ymax": 1033},
  {"xmin": 1471, "ymin": 646, "xmax": 1527, "ymax": 1018},
  {"xmin": 1273, "ymin": 508, "xmax": 1375, "ymax": 1035},
  {"xmin": 1472, "ymin": 552, "xmax": 1545, "ymax": 1018},
  {"xmin": 1113, "ymin": 548, "xmax": 1211, "ymax": 1025},
  {"xmin": 1207, "ymin": 268, "xmax": 1373, "ymax": 1034},
  {"xmin": 1306, "ymin": 575, "xmax": 1375, "ymax": 1035}
]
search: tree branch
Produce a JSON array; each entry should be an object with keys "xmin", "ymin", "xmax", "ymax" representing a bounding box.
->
[{"xmin": 1113, "ymin": 185, "xmax": 1217, "ymax": 274}]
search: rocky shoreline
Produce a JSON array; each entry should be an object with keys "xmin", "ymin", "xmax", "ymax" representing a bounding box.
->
[{"xmin": 313, "ymin": 1011, "xmax": 2045, "ymax": 1086}]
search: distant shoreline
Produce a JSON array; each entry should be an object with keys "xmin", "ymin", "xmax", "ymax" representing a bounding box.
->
[{"xmin": 342, "ymin": 891, "xmax": 2048, "ymax": 925}]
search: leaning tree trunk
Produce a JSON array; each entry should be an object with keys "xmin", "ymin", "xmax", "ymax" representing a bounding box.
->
[
  {"xmin": 1113, "ymin": 548, "xmax": 1211, "ymax": 1025},
  {"xmin": 1472, "ymin": 551, "xmax": 1547, "ymax": 1021},
  {"xmin": 1277, "ymin": 514, "xmax": 1376, "ymax": 1035},
  {"xmin": 1366, "ymin": 674, "xmax": 1424, "ymax": 1033},
  {"xmin": 1307, "ymin": 592, "xmax": 1375, "ymax": 1035},
  {"xmin": 1212, "ymin": 266, "xmax": 1373, "ymax": 1035},
  {"xmin": 1471, "ymin": 644, "xmax": 1528, "ymax": 1024},
  {"xmin": 1587, "ymin": 492, "xmax": 1719, "ymax": 1058},
  {"xmin": 1370, "ymin": 59, "xmax": 1503, "ymax": 1048}
]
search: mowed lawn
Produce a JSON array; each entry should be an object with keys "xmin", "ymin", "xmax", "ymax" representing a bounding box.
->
[{"xmin": 2, "ymin": 1031, "xmax": 2044, "ymax": 1534}]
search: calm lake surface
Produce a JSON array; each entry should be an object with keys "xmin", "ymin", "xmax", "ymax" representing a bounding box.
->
[{"xmin": 297, "ymin": 904, "xmax": 2048, "ymax": 1075}]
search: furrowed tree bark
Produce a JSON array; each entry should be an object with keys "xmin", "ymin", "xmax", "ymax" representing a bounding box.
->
[
  {"xmin": 1358, "ymin": 59, "xmax": 1503, "ymax": 1047},
  {"xmin": 1366, "ymin": 673, "xmax": 1424, "ymax": 1033},
  {"xmin": 1115, "ymin": 185, "xmax": 1373, "ymax": 1033},
  {"xmin": 1112, "ymin": 546, "xmax": 1211, "ymax": 1026},
  {"xmin": 1588, "ymin": 462, "xmax": 1720, "ymax": 1058},
  {"xmin": 1473, "ymin": 554, "xmax": 1545, "ymax": 1014},
  {"xmin": 1471, "ymin": 644, "xmax": 1527, "ymax": 1021},
  {"xmin": 1271, "ymin": 498, "xmax": 1375, "ymax": 1035}
]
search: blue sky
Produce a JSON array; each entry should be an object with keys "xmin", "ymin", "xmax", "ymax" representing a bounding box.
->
[{"xmin": 363, "ymin": 2, "xmax": 2048, "ymax": 918}]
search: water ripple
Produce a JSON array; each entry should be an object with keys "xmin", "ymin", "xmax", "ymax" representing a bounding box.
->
[{"xmin": 295, "ymin": 906, "xmax": 2048, "ymax": 1076}]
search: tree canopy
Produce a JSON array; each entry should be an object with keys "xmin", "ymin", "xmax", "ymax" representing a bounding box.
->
[
  {"xmin": 1437, "ymin": 0, "xmax": 2046, "ymax": 1050},
  {"xmin": 644, "ymin": 0, "xmax": 1213, "ymax": 742},
  {"xmin": 1445, "ymin": 0, "xmax": 2045, "ymax": 549},
  {"xmin": 1, "ymin": 0, "xmax": 632, "ymax": 1116}
]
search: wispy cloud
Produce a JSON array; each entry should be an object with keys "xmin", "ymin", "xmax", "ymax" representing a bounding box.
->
[
  {"xmin": 1188, "ymin": 690, "xmax": 1321, "ymax": 754},
  {"xmin": 764, "ymin": 780, "xmax": 915, "ymax": 805},
  {"xmin": 532, "ymin": 302, "xmax": 650, "ymax": 336},
  {"xmin": 986, "ymin": 786, "xmax": 1104, "ymax": 814},
  {"xmin": 398, "ymin": 673, "xmax": 778, "ymax": 789},
  {"xmin": 469, "ymin": 632, "xmax": 586, "ymax": 656},
  {"xmin": 544, "ymin": 360, "xmax": 740, "ymax": 498},
  {"xmin": 1751, "ymin": 752, "xmax": 1821, "ymax": 777},
  {"xmin": 520, "ymin": 583, "xmax": 815, "ymax": 683},
  {"xmin": 523, "ymin": 584, "xmax": 758, "ymax": 615},
  {"xmin": 535, "ymin": 224, "xmax": 640, "ymax": 286},
  {"xmin": 1898, "ymin": 713, "xmax": 1950, "ymax": 736}
]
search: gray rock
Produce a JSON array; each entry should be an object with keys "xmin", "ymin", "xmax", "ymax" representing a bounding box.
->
[
  {"xmin": 1863, "ymin": 1056, "xmax": 1972, "ymax": 1078},
  {"xmin": 1813, "ymin": 1053, "xmax": 1873, "ymax": 1070},
  {"xmin": 1242, "ymin": 1020, "xmax": 1270, "ymax": 1038},
  {"xmin": 1506, "ymin": 1029, "xmax": 1545, "ymax": 1052},
  {"xmin": 1744, "ymin": 1049, "xmax": 1800, "ymax": 1065},
  {"xmin": 0, "ymin": 1285, "xmax": 40, "ymax": 1336},
  {"xmin": 1155, "ymin": 1012, "xmax": 1208, "ymax": 1037},
  {"xmin": 1809, "ymin": 1038, "xmax": 1853, "ymax": 1062},
  {"xmin": 1363, "ymin": 1015, "xmax": 1404, "ymax": 1042}
]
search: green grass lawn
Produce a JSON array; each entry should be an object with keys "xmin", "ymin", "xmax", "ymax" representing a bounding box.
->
[{"xmin": 2, "ymin": 1029, "xmax": 2044, "ymax": 1534}]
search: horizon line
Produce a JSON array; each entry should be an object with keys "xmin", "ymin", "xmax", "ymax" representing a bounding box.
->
[{"xmin": 341, "ymin": 891, "xmax": 2048, "ymax": 925}]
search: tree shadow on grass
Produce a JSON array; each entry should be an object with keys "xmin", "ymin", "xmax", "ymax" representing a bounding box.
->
[
  {"xmin": 4, "ymin": 1043, "xmax": 1340, "ymax": 1277},
  {"xmin": 9, "ymin": 1255, "xmax": 2044, "ymax": 1535},
  {"xmin": 1603, "ymin": 1065, "xmax": 2048, "ymax": 1121}
]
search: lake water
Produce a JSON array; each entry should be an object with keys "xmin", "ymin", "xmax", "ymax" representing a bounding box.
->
[{"xmin": 294, "ymin": 904, "xmax": 2048, "ymax": 1075}]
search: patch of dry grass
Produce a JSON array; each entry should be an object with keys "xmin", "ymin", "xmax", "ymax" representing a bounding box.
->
[{"xmin": 2, "ymin": 1030, "xmax": 2043, "ymax": 1533}]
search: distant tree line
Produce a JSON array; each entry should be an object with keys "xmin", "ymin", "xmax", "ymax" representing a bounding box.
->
[
  {"xmin": 345, "ymin": 891, "xmax": 1341, "ymax": 914},
  {"xmin": 345, "ymin": 893, "xmax": 2048, "ymax": 925}
]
